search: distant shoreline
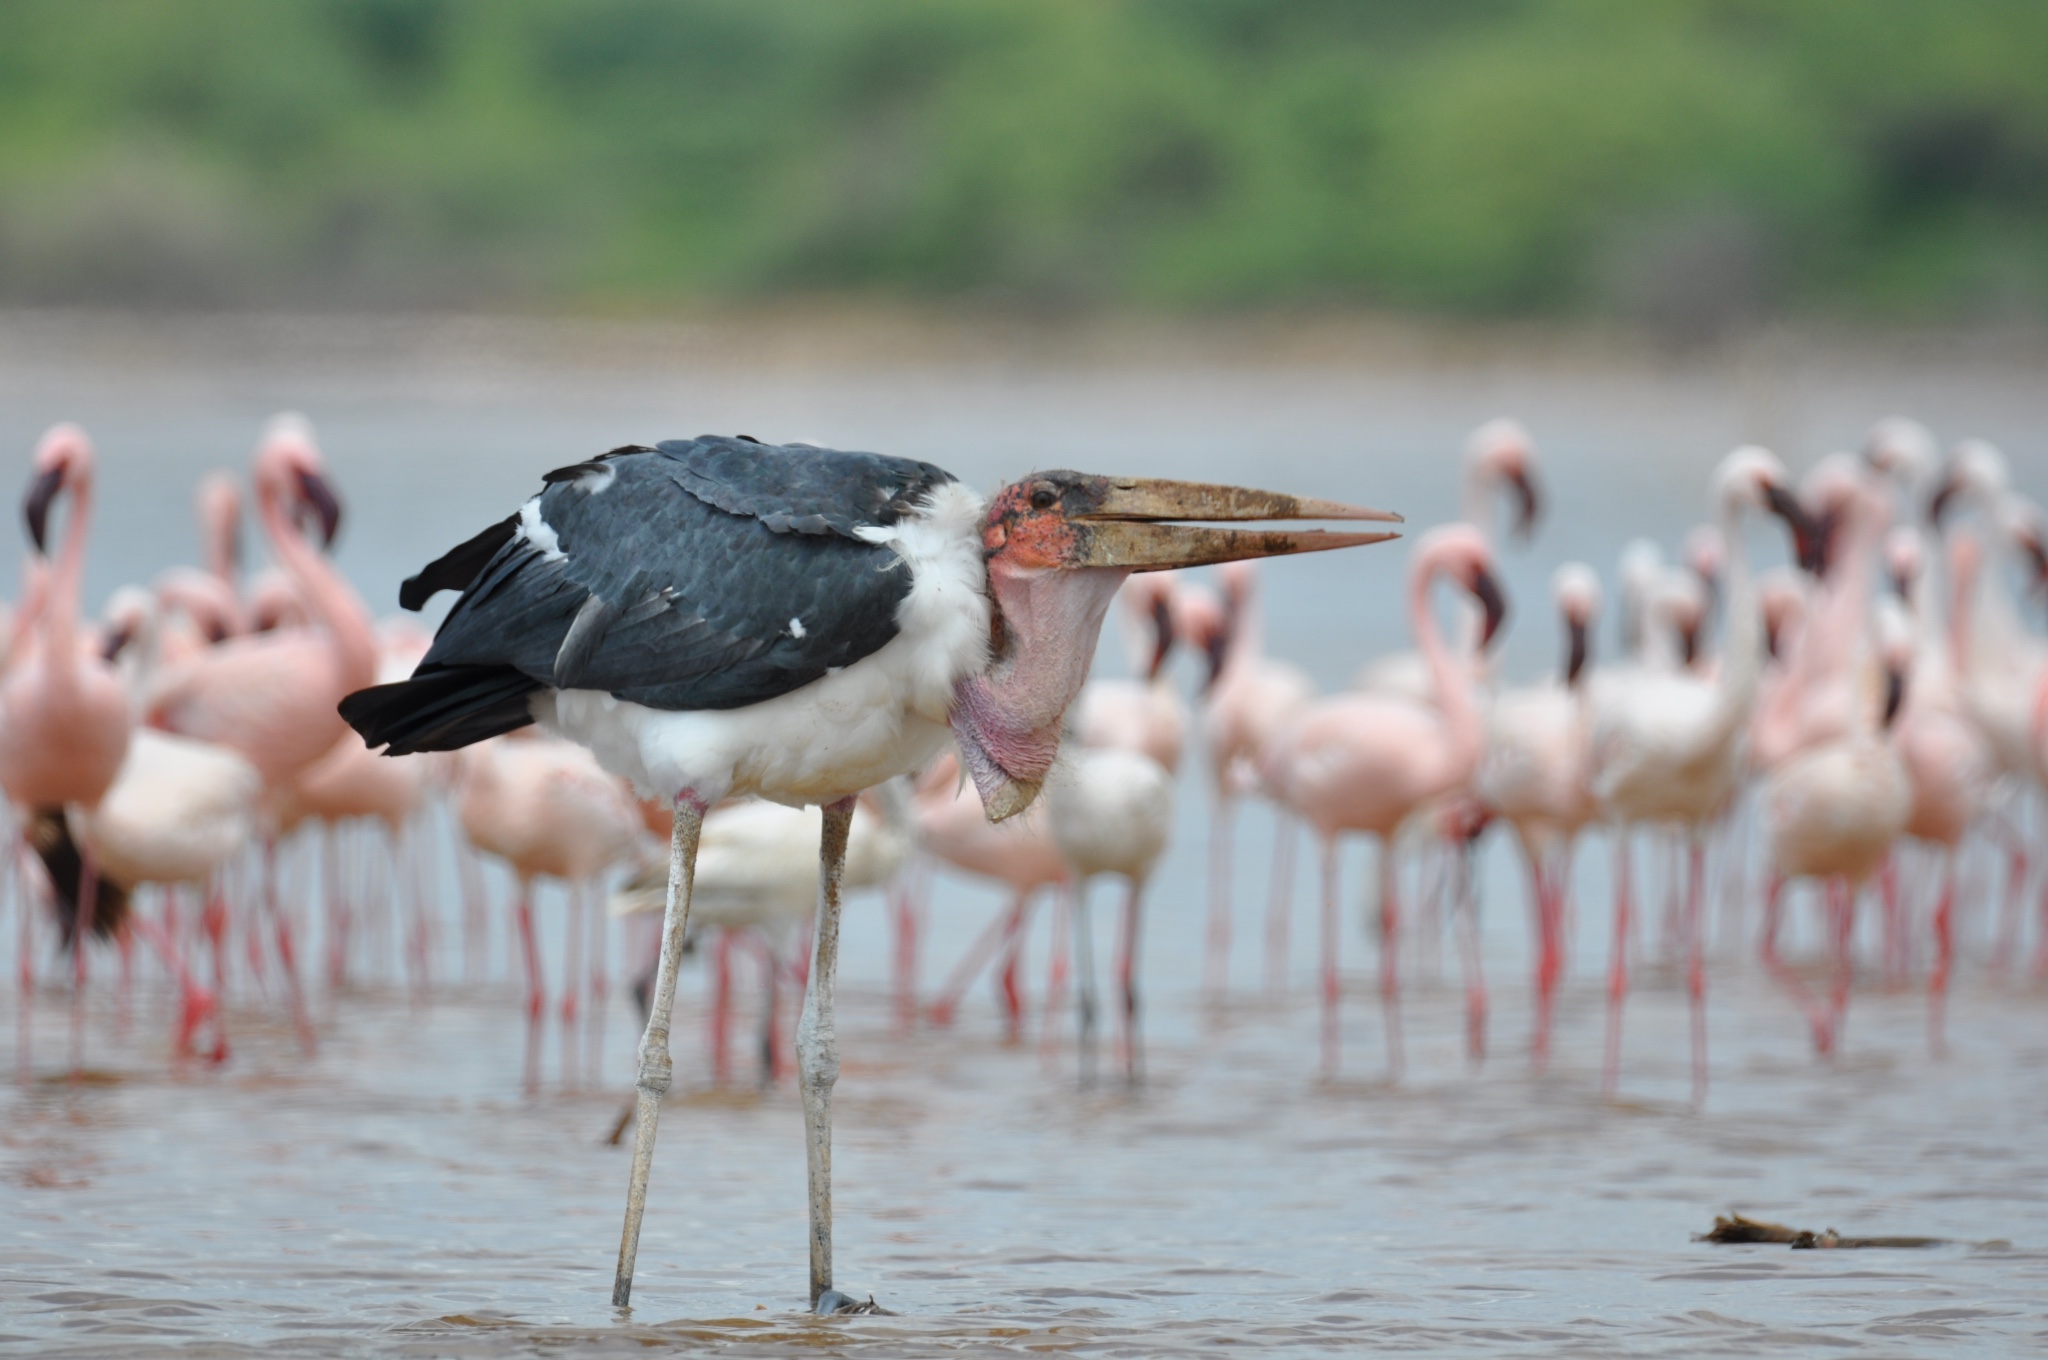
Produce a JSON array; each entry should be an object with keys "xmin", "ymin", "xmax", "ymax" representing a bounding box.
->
[{"xmin": 3, "ymin": 305, "xmax": 2044, "ymax": 379}]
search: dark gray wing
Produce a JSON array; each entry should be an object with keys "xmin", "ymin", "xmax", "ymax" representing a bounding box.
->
[{"xmin": 414, "ymin": 437, "xmax": 956, "ymax": 712}]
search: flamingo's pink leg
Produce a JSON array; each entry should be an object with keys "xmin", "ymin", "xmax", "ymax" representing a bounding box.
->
[
  {"xmin": 1318, "ymin": 836, "xmax": 1341, "ymax": 1080},
  {"xmin": 1825, "ymin": 877, "xmax": 1855, "ymax": 1057},
  {"xmin": 1525, "ymin": 846, "xmax": 1555, "ymax": 1071},
  {"xmin": 323, "ymin": 824, "xmax": 347, "ymax": 991},
  {"xmin": 70, "ymin": 844, "xmax": 99, "ymax": 1077},
  {"xmin": 994, "ymin": 890, "xmax": 1033, "ymax": 1045},
  {"xmin": 16, "ymin": 836, "xmax": 35, "ymax": 1084},
  {"xmin": 586, "ymin": 874, "xmax": 607, "ymax": 1082},
  {"xmin": 927, "ymin": 900, "xmax": 1021, "ymax": 1028},
  {"xmin": 1116, "ymin": 877, "xmax": 1145, "ymax": 1084},
  {"xmin": 1685, "ymin": 836, "xmax": 1708, "ymax": 1105},
  {"xmin": 1451, "ymin": 840, "xmax": 1486, "ymax": 1067},
  {"xmin": 1265, "ymin": 811, "xmax": 1297, "ymax": 995},
  {"xmin": 1759, "ymin": 873, "xmax": 1831, "ymax": 1055},
  {"xmin": 560, "ymin": 881, "xmax": 586, "ymax": 1089},
  {"xmin": 513, "ymin": 877, "xmax": 544, "ymax": 1093},
  {"xmin": 1929, "ymin": 849, "xmax": 1957, "ymax": 1057},
  {"xmin": 1378, "ymin": 837, "xmax": 1405, "ymax": 1081},
  {"xmin": 889, "ymin": 860, "xmax": 928, "ymax": 1035},
  {"xmin": 455, "ymin": 830, "xmax": 488, "ymax": 983},
  {"xmin": 1602, "ymin": 830, "xmax": 1633, "ymax": 1099},
  {"xmin": 1205, "ymin": 793, "xmax": 1235, "ymax": 998},
  {"xmin": 756, "ymin": 932, "xmax": 783, "ymax": 1086},
  {"xmin": 1039, "ymin": 887, "xmax": 1072, "ymax": 1061},
  {"xmin": 700, "ymin": 928, "xmax": 729, "ymax": 1085},
  {"xmin": 263, "ymin": 839, "xmax": 316, "ymax": 1055}
]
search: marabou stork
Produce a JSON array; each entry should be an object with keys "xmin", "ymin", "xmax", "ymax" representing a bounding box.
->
[{"xmin": 339, "ymin": 434, "xmax": 1398, "ymax": 1312}]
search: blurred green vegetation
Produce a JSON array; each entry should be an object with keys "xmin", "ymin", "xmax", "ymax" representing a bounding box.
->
[{"xmin": 1, "ymin": 0, "xmax": 2044, "ymax": 331}]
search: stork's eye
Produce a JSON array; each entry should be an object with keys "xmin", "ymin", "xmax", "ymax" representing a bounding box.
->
[{"xmin": 1029, "ymin": 486, "xmax": 1058, "ymax": 511}]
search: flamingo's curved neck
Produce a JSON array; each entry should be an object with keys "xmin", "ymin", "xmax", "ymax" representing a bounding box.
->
[
  {"xmin": 257, "ymin": 469, "xmax": 377, "ymax": 692},
  {"xmin": 1947, "ymin": 533, "xmax": 1983, "ymax": 680},
  {"xmin": 1411, "ymin": 563, "xmax": 1481, "ymax": 775},
  {"xmin": 1708, "ymin": 492, "xmax": 1766, "ymax": 738},
  {"xmin": 42, "ymin": 455, "xmax": 93, "ymax": 679}
]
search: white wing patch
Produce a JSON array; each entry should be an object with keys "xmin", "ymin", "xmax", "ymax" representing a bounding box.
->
[
  {"xmin": 517, "ymin": 497, "xmax": 567, "ymax": 562},
  {"xmin": 789, "ymin": 616, "xmax": 807, "ymax": 639}
]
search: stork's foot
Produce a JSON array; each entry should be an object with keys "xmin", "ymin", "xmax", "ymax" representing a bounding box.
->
[{"xmin": 814, "ymin": 1290, "xmax": 890, "ymax": 1316}]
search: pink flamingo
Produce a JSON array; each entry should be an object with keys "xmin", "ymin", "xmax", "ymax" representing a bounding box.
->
[
  {"xmin": 1589, "ymin": 446, "xmax": 1807, "ymax": 1103},
  {"xmin": 1195, "ymin": 560, "xmax": 1316, "ymax": 995},
  {"xmin": 1477, "ymin": 562, "xmax": 1601, "ymax": 1069},
  {"xmin": 454, "ymin": 733, "xmax": 644, "ymax": 1090},
  {"xmin": 0, "ymin": 425, "xmax": 134, "ymax": 1070},
  {"xmin": 1755, "ymin": 460, "xmax": 1912, "ymax": 1057},
  {"xmin": 152, "ymin": 470, "xmax": 246, "ymax": 666},
  {"xmin": 1262, "ymin": 525, "xmax": 1506, "ymax": 1080},
  {"xmin": 1071, "ymin": 574, "xmax": 1189, "ymax": 774},
  {"xmin": 144, "ymin": 415, "xmax": 378, "ymax": 1049},
  {"xmin": 916, "ymin": 751, "xmax": 1071, "ymax": 1041}
]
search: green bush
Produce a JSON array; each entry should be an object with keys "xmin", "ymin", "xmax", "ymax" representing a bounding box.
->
[{"xmin": 0, "ymin": 0, "xmax": 2042, "ymax": 323}]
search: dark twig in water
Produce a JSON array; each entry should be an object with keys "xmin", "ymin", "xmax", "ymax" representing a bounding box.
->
[
  {"xmin": 603, "ymin": 1099, "xmax": 635, "ymax": 1147},
  {"xmin": 1698, "ymin": 1213, "xmax": 1950, "ymax": 1249}
]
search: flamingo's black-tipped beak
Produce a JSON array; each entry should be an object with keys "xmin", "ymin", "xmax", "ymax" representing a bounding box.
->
[
  {"xmin": 1472, "ymin": 565, "xmax": 1508, "ymax": 651},
  {"xmin": 1565, "ymin": 617, "xmax": 1589, "ymax": 687},
  {"xmin": 1927, "ymin": 472, "xmax": 1961, "ymax": 527},
  {"xmin": 296, "ymin": 469, "xmax": 343, "ymax": 548},
  {"xmin": 1146, "ymin": 593, "xmax": 1175, "ymax": 682},
  {"xmin": 1506, "ymin": 466, "xmax": 1543, "ymax": 542},
  {"xmin": 1882, "ymin": 666, "xmax": 1907, "ymax": 730},
  {"xmin": 1003, "ymin": 473, "xmax": 1401, "ymax": 572},
  {"xmin": 1679, "ymin": 615, "xmax": 1702, "ymax": 668},
  {"xmin": 22, "ymin": 465, "xmax": 63, "ymax": 555},
  {"xmin": 2022, "ymin": 532, "xmax": 2048, "ymax": 598},
  {"xmin": 1763, "ymin": 482, "xmax": 1825, "ymax": 575},
  {"xmin": 101, "ymin": 624, "xmax": 134, "ymax": 663}
]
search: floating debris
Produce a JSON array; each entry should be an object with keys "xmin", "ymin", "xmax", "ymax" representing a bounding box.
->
[{"xmin": 1698, "ymin": 1213, "xmax": 1949, "ymax": 1249}]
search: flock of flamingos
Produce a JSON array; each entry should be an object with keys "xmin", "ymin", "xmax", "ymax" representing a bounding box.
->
[{"xmin": 4, "ymin": 413, "xmax": 2045, "ymax": 1105}]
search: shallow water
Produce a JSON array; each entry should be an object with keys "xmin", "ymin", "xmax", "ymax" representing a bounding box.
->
[{"xmin": 2, "ymin": 313, "xmax": 2047, "ymax": 1356}]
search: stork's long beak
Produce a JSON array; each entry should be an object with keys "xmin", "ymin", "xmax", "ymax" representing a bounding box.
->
[
  {"xmin": 1062, "ymin": 476, "xmax": 1400, "ymax": 571},
  {"xmin": 296, "ymin": 469, "xmax": 343, "ymax": 548},
  {"xmin": 22, "ymin": 465, "xmax": 63, "ymax": 555}
]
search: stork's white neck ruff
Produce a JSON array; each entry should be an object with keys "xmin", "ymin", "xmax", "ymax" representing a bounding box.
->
[{"xmin": 535, "ymin": 481, "xmax": 990, "ymax": 807}]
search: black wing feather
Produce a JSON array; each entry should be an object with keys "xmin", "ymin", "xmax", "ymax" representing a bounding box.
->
[
  {"xmin": 343, "ymin": 437, "xmax": 958, "ymax": 752},
  {"xmin": 398, "ymin": 513, "xmax": 518, "ymax": 611}
]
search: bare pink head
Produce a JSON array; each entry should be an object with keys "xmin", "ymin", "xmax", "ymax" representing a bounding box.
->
[{"xmin": 951, "ymin": 471, "xmax": 1399, "ymax": 819}]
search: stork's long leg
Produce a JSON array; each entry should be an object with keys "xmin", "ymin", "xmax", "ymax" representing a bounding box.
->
[
  {"xmin": 798, "ymin": 795, "xmax": 857, "ymax": 1311},
  {"xmin": 611, "ymin": 793, "xmax": 705, "ymax": 1310}
]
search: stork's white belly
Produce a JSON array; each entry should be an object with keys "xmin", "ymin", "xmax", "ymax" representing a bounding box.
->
[{"xmin": 538, "ymin": 480, "xmax": 990, "ymax": 807}]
